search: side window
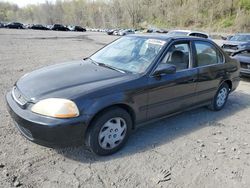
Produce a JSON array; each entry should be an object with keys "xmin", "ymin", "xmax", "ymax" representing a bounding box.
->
[
  {"xmin": 161, "ymin": 43, "xmax": 190, "ymax": 71},
  {"xmin": 194, "ymin": 41, "xmax": 224, "ymax": 67}
]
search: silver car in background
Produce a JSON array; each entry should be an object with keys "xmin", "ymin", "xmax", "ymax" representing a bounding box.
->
[{"xmin": 167, "ymin": 29, "xmax": 210, "ymax": 39}]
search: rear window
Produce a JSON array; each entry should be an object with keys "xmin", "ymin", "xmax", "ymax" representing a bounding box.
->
[{"xmin": 189, "ymin": 33, "xmax": 208, "ymax": 39}]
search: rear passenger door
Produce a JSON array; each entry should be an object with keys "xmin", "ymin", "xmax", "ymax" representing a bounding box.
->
[{"xmin": 193, "ymin": 40, "xmax": 225, "ymax": 104}]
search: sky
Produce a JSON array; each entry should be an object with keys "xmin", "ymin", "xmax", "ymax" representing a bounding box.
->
[{"xmin": 1, "ymin": 0, "xmax": 57, "ymax": 7}]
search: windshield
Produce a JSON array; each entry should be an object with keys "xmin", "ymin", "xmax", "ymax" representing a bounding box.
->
[
  {"xmin": 229, "ymin": 34, "xmax": 250, "ymax": 42},
  {"xmin": 90, "ymin": 36, "xmax": 166, "ymax": 73}
]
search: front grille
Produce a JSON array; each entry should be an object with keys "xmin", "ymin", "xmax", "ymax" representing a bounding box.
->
[
  {"xmin": 12, "ymin": 86, "xmax": 27, "ymax": 107},
  {"xmin": 241, "ymin": 62, "xmax": 250, "ymax": 69}
]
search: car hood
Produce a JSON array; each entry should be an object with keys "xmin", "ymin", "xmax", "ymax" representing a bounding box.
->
[{"xmin": 16, "ymin": 60, "xmax": 133, "ymax": 101}]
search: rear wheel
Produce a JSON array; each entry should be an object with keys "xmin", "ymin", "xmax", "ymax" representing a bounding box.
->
[
  {"xmin": 208, "ymin": 83, "xmax": 229, "ymax": 111},
  {"xmin": 86, "ymin": 107, "xmax": 132, "ymax": 155}
]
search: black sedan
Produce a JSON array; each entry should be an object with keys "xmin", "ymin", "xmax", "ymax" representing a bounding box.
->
[
  {"xmin": 6, "ymin": 34, "xmax": 240, "ymax": 155},
  {"xmin": 68, "ymin": 25, "xmax": 86, "ymax": 32},
  {"xmin": 30, "ymin": 24, "xmax": 50, "ymax": 30},
  {"xmin": 51, "ymin": 24, "xmax": 69, "ymax": 31},
  {"xmin": 5, "ymin": 22, "xmax": 24, "ymax": 29}
]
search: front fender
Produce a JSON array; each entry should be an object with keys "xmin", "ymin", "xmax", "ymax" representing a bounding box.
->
[{"xmin": 76, "ymin": 92, "xmax": 140, "ymax": 120}]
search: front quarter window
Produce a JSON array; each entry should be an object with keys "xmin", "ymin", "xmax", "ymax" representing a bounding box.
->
[{"xmin": 91, "ymin": 36, "xmax": 166, "ymax": 73}]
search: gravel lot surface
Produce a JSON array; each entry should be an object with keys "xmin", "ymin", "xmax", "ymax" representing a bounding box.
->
[{"xmin": 1, "ymin": 29, "xmax": 250, "ymax": 188}]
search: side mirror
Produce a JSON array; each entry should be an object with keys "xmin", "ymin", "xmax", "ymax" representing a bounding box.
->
[{"xmin": 153, "ymin": 64, "xmax": 176, "ymax": 76}]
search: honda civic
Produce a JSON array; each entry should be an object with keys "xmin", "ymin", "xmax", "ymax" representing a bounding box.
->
[{"xmin": 6, "ymin": 34, "xmax": 240, "ymax": 155}]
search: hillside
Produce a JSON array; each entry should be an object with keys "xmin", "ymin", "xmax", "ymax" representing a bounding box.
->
[{"xmin": 0, "ymin": 0, "xmax": 250, "ymax": 32}]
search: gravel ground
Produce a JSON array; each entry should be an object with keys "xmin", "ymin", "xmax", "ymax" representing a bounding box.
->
[{"xmin": 0, "ymin": 29, "xmax": 250, "ymax": 188}]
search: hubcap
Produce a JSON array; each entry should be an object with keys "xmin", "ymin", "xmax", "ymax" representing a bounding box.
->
[
  {"xmin": 216, "ymin": 87, "xmax": 228, "ymax": 107},
  {"xmin": 98, "ymin": 117, "xmax": 127, "ymax": 150}
]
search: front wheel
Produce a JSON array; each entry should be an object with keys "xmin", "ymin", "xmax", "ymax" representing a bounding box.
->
[
  {"xmin": 208, "ymin": 83, "xmax": 229, "ymax": 111},
  {"xmin": 86, "ymin": 108, "xmax": 132, "ymax": 155}
]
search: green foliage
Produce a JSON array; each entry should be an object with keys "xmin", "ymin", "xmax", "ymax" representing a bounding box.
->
[
  {"xmin": 239, "ymin": 0, "xmax": 250, "ymax": 10},
  {"xmin": 0, "ymin": 2, "xmax": 19, "ymax": 21},
  {"xmin": 221, "ymin": 17, "xmax": 235, "ymax": 28}
]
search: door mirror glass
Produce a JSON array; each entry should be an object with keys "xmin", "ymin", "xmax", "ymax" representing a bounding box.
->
[{"xmin": 153, "ymin": 64, "xmax": 176, "ymax": 76}]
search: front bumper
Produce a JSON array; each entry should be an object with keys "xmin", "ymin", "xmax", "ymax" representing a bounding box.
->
[{"xmin": 6, "ymin": 92, "xmax": 90, "ymax": 147}]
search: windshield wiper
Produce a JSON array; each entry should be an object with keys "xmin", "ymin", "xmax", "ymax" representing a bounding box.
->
[
  {"xmin": 88, "ymin": 58, "xmax": 126, "ymax": 74},
  {"xmin": 87, "ymin": 58, "xmax": 99, "ymax": 66},
  {"xmin": 97, "ymin": 63, "xmax": 126, "ymax": 73}
]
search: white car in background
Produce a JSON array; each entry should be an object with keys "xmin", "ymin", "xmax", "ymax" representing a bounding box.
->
[{"xmin": 168, "ymin": 30, "xmax": 210, "ymax": 39}]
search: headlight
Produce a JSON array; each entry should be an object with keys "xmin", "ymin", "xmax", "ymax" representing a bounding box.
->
[{"xmin": 31, "ymin": 98, "xmax": 79, "ymax": 118}]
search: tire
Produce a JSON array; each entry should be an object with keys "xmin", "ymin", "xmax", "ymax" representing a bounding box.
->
[
  {"xmin": 208, "ymin": 82, "xmax": 229, "ymax": 111},
  {"xmin": 86, "ymin": 107, "xmax": 132, "ymax": 156}
]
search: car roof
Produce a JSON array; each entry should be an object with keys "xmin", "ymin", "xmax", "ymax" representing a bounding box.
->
[{"xmin": 128, "ymin": 33, "xmax": 211, "ymax": 42}]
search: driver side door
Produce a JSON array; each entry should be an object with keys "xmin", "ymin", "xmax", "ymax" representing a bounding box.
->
[{"xmin": 146, "ymin": 41, "xmax": 198, "ymax": 120}]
